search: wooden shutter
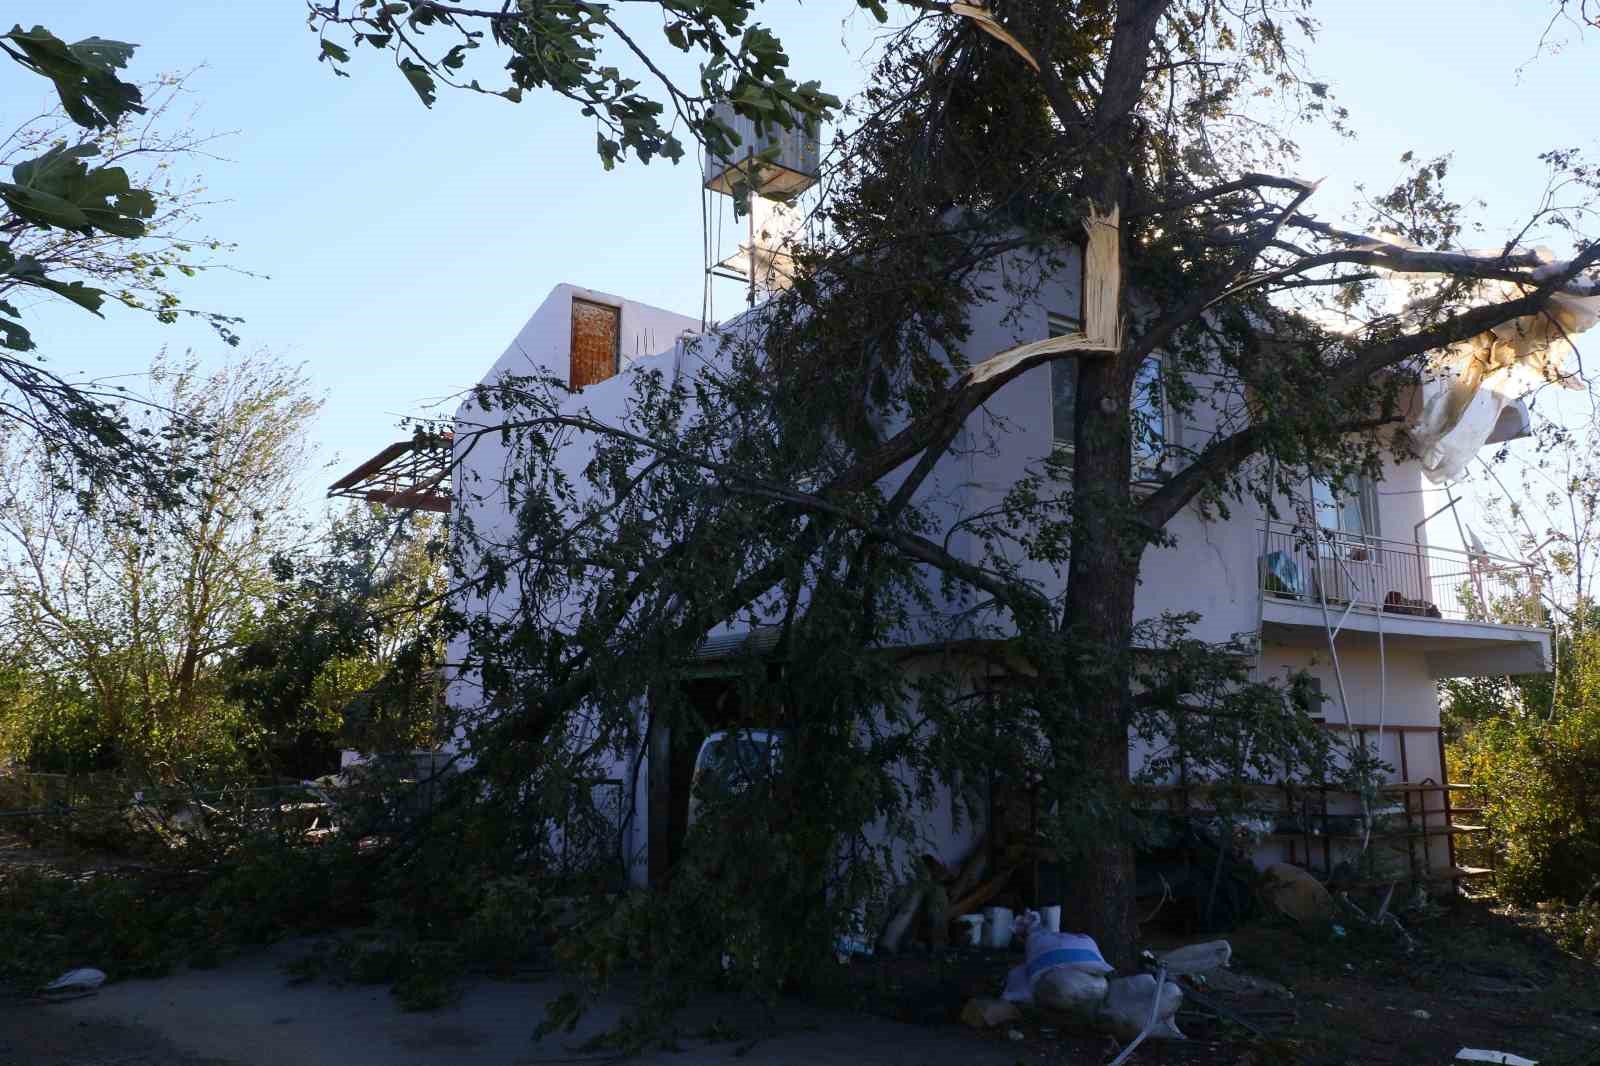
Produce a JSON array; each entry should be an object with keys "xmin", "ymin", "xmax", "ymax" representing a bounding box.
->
[{"xmin": 570, "ymin": 298, "xmax": 621, "ymax": 389}]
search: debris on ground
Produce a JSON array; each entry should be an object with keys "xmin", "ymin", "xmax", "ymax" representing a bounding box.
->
[
  {"xmin": 982, "ymin": 905, "xmax": 1015, "ymax": 949},
  {"xmin": 1456, "ymin": 1051, "xmax": 1537, "ymax": 1066},
  {"xmin": 996, "ymin": 925, "xmax": 1187, "ymax": 1044},
  {"xmin": 825, "ymin": 894, "xmax": 1597, "ymax": 1066},
  {"xmin": 1199, "ymin": 968, "xmax": 1292, "ymax": 999},
  {"xmin": 1154, "ymin": 938, "xmax": 1231, "ymax": 976},
  {"xmin": 40, "ymin": 967, "xmax": 106, "ymax": 1001},
  {"xmin": 960, "ymin": 997, "xmax": 1020, "ymax": 1029},
  {"xmin": 1002, "ymin": 930, "xmax": 1113, "ymax": 1003},
  {"xmin": 1034, "ymin": 967, "xmax": 1108, "ymax": 1017},
  {"xmin": 1098, "ymin": 972, "xmax": 1184, "ymax": 1042},
  {"xmin": 1263, "ymin": 862, "xmax": 1334, "ymax": 922}
]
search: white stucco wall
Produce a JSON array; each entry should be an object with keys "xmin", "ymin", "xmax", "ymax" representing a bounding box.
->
[{"xmin": 446, "ymin": 271, "xmax": 1525, "ymax": 887}]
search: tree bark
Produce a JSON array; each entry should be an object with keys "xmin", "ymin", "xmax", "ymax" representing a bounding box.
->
[{"xmin": 1058, "ymin": 332, "xmax": 1143, "ymax": 967}]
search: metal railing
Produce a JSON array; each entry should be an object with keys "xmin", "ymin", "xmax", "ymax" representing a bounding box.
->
[{"xmin": 1259, "ymin": 521, "xmax": 1543, "ymax": 625}]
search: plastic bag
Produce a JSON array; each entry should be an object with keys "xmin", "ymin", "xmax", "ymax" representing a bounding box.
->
[
  {"xmin": 1002, "ymin": 931, "xmax": 1113, "ymax": 1003},
  {"xmin": 1035, "ymin": 968, "xmax": 1109, "ymax": 1016},
  {"xmin": 1098, "ymin": 974, "xmax": 1184, "ymax": 1041}
]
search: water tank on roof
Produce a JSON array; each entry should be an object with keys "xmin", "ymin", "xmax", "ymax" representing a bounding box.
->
[{"xmin": 702, "ymin": 99, "xmax": 820, "ymax": 201}]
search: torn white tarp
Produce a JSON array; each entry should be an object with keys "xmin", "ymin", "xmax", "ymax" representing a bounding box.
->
[
  {"xmin": 1456, "ymin": 1050, "xmax": 1537, "ymax": 1066},
  {"xmin": 1407, "ymin": 250, "xmax": 1599, "ymax": 483}
]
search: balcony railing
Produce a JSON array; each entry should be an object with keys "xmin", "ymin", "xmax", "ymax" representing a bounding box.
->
[{"xmin": 1259, "ymin": 521, "xmax": 1544, "ymax": 625}]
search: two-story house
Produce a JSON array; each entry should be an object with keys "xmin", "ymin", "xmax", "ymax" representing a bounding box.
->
[{"xmin": 414, "ymin": 252, "xmax": 1549, "ymax": 903}]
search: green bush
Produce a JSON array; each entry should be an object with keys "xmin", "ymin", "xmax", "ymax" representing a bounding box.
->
[
  {"xmin": 1541, "ymin": 900, "xmax": 1600, "ymax": 963},
  {"xmin": 1448, "ymin": 624, "xmax": 1600, "ymax": 905},
  {"xmin": 459, "ymin": 876, "xmax": 547, "ymax": 975},
  {"xmin": 0, "ymin": 834, "xmax": 379, "ymax": 990},
  {"xmin": 391, "ymin": 941, "xmax": 465, "ymax": 1011},
  {"xmin": 0, "ymin": 868, "xmax": 184, "ymax": 987}
]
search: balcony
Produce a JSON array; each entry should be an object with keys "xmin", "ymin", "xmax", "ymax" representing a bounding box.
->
[{"xmin": 1257, "ymin": 521, "xmax": 1552, "ymax": 677}]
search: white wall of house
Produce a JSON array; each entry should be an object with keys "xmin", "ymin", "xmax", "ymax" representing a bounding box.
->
[
  {"xmin": 480, "ymin": 282, "xmax": 703, "ymax": 386},
  {"xmin": 448, "ymin": 268, "xmax": 1545, "ymax": 891},
  {"xmin": 448, "ymin": 283, "xmax": 702, "ymax": 679}
]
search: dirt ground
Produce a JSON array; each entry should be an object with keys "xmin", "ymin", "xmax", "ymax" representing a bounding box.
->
[
  {"xmin": 3, "ymin": 823, "xmax": 1597, "ymax": 1066},
  {"xmin": 7, "ymin": 897, "xmax": 1595, "ymax": 1066},
  {"xmin": 0, "ymin": 1007, "xmax": 236, "ymax": 1066},
  {"xmin": 1, "ymin": 936, "xmax": 1058, "ymax": 1066}
]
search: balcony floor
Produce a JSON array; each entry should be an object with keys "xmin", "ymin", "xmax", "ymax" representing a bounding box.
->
[{"xmin": 1260, "ymin": 595, "xmax": 1552, "ymax": 677}]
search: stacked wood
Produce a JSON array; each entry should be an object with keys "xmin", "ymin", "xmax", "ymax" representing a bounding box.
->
[
  {"xmin": 875, "ymin": 788, "xmax": 1063, "ymax": 951},
  {"xmin": 880, "ymin": 832, "xmax": 998, "ymax": 953}
]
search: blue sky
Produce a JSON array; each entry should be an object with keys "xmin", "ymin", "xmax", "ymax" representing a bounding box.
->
[{"xmin": 4, "ymin": 2, "xmax": 1597, "ymax": 525}]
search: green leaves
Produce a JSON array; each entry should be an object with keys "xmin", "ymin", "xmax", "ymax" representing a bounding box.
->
[
  {"xmin": 0, "ymin": 135, "xmax": 155, "ymax": 347},
  {"xmin": 305, "ymin": 0, "xmax": 842, "ymax": 169},
  {"xmin": 3, "ymin": 142, "xmax": 156, "ymax": 237},
  {"xmin": 399, "ymin": 58, "xmax": 437, "ymax": 108},
  {"xmin": 0, "ymin": 25, "xmax": 158, "ymax": 346},
  {"xmin": 318, "ymin": 38, "xmax": 352, "ymax": 76},
  {"xmin": 7, "ymin": 256, "xmax": 107, "ymax": 315},
  {"xmin": 1, "ymin": 26, "xmax": 143, "ymax": 130},
  {"xmin": 0, "ymin": 298, "xmax": 30, "ymax": 351},
  {"xmin": 0, "ymin": 27, "xmax": 240, "ymax": 506},
  {"xmin": 0, "ymin": 247, "xmax": 108, "ymax": 351}
]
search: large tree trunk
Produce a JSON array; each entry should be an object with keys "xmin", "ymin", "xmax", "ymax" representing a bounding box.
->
[{"xmin": 1059, "ymin": 345, "xmax": 1143, "ymax": 967}]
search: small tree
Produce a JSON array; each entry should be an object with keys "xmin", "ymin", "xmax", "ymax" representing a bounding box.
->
[
  {"xmin": 227, "ymin": 504, "xmax": 449, "ymax": 776},
  {"xmin": 0, "ymin": 351, "xmax": 319, "ymax": 780}
]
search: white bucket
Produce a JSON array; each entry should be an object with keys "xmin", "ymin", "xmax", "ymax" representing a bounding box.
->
[
  {"xmin": 983, "ymin": 906, "xmax": 1014, "ymax": 949},
  {"xmin": 956, "ymin": 914, "xmax": 984, "ymax": 946},
  {"xmin": 1040, "ymin": 905, "xmax": 1061, "ymax": 933}
]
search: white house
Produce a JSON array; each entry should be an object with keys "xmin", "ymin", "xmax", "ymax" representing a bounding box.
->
[{"xmin": 421, "ymin": 250, "xmax": 1553, "ymax": 911}]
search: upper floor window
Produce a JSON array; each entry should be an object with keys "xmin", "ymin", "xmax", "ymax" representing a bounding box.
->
[
  {"xmin": 1130, "ymin": 355, "xmax": 1166, "ymax": 475},
  {"xmin": 1048, "ymin": 311, "xmax": 1166, "ymax": 476},
  {"xmin": 1048, "ymin": 312, "xmax": 1080, "ymax": 449},
  {"xmin": 1310, "ymin": 474, "xmax": 1378, "ymax": 540},
  {"xmin": 570, "ymin": 297, "xmax": 621, "ymax": 389}
]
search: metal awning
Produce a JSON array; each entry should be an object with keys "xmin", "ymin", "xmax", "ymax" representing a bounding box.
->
[{"xmin": 327, "ymin": 432, "xmax": 452, "ymax": 514}]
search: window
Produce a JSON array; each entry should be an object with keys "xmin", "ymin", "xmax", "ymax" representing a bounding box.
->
[
  {"xmin": 1292, "ymin": 674, "xmax": 1326, "ymax": 720},
  {"xmin": 1131, "ymin": 355, "xmax": 1166, "ymax": 475},
  {"xmin": 1048, "ymin": 311, "xmax": 1167, "ymax": 475},
  {"xmin": 1048, "ymin": 312, "xmax": 1079, "ymax": 448},
  {"xmin": 569, "ymin": 297, "xmax": 621, "ymax": 389},
  {"xmin": 1310, "ymin": 474, "xmax": 1378, "ymax": 540}
]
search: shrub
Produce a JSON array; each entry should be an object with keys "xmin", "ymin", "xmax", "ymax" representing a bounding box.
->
[
  {"xmin": 1448, "ymin": 625, "xmax": 1600, "ymax": 905},
  {"xmin": 1541, "ymin": 900, "xmax": 1600, "ymax": 963},
  {"xmin": 0, "ymin": 868, "xmax": 184, "ymax": 987},
  {"xmin": 459, "ymin": 876, "xmax": 547, "ymax": 975}
]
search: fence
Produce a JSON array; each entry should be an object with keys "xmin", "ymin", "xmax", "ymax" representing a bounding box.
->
[
  {"xmin": 0, "ymin": 769, "xmax": 335, "ymax": 849},
  {"xmin": 1259, "ymin": 521, "xmax": 1541, "ymax": 624}
]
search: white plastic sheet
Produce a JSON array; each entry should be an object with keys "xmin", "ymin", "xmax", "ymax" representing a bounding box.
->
[{"xmin": 1406, "ymin": 253, "xmax": 1599, "ymax": 483}]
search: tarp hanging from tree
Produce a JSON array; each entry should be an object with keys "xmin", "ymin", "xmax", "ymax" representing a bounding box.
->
[{"xmin": 1406, "ymin": 251, "xmax": 1600, "ymax": 483}]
